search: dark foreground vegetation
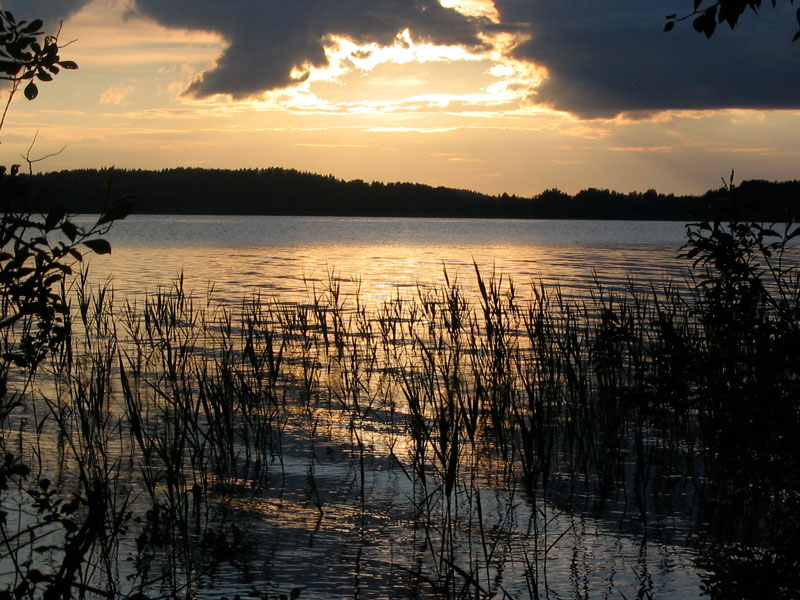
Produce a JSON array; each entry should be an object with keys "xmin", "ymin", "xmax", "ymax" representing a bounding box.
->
[
  {"xmin": 3, "ymin": 8, "xmax": 800, "ymax": 599},
  {"xmin": 2, "ymin": 177, "xmax": 800, "ymax": 597},
  {"xmin": 25, "ymin": 167, "xmax": 800, "ymax": 221}
]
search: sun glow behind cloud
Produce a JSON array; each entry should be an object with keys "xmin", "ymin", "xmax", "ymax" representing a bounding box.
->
[
  {"xmin": 439, "ymin": 0, "xmax": 500, "ymax": 21},
  {"xmin": 1, "ymin": 0, "xmax": 799, "ymax": 198},
  {"xmin": 231, "ymin": 27, "xmax": 545, "ymax": 119}
]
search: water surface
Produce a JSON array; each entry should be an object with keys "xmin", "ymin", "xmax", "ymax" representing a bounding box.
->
[
  {"xmin": 85, "ymin": 215, "xmax": 689, "ymax": 303},
  {"xmin": 67, "ymin": 215, "xmax": 708, "ymax": 599}
]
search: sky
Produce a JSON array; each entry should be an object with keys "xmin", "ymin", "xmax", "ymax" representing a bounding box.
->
[{"xmin": 1, "ymin": 0, "xmax": 798, "ymax": 197}]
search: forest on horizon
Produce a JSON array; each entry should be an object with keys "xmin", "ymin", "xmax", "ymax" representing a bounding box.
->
[{"xmin": 23, "ymin": 167, "xmax": 800, "ymax": 222}]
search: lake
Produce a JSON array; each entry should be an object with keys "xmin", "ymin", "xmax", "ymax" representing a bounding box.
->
[
  {"xmin": 8, "ymin": 215, "xmax": 734, "ymax": 599},
  {"xmin": 87, "ymin": 215, "xmax": 690, "ymax": 303}
]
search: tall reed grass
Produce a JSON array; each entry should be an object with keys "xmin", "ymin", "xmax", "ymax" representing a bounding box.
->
[{"xmin": 0, "ymin": 219, "xmax": 798, "ymax": 598}]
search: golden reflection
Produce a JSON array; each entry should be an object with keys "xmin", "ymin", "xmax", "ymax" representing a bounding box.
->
[
  {"xmin": 90, "ymin": 241, "xmax": 683, "ymax": 309},
  {"xmin": 19, "ymin": 217, "xmax": 708, "ymax": 598}
]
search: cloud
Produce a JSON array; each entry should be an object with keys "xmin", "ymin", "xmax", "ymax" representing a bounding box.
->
[
  {"xmin": 99, "ymin": 85, "xmax": 133, "ymax": 104},
  {"xmin": 7, "ymin": 0, "xmax": 800, "ymax": 118},
  {"xmin": 127, "ymin": 0, "xmax": 800, "ymax": 116},
  {"xmin": 2, "ymin": 0, "xmax": 90, "ymax": 32},
  {"xmin": 492, "ymin": 1, "xmax": 800, "ymax": 117},
  {"xmin": 128, "ymin": 0, "xmax": 492, "ymax": 99},
  {"xmin": 295, "ymin": 142, "xmax": 371, "ymax": 149}
]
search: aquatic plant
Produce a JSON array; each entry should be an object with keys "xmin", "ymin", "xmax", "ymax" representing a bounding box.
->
[{"xmin": 2, "ymin": 178, "xmax": 799, "ymax": 597}]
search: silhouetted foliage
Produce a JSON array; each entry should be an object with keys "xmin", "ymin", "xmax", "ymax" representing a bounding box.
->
[
  {"xmin": 0, "ymin": 8, "xmax": 798, "ymax": 598},
  {"xmin": 681, "ymin": 178, "xmax": 800, "ymax": 596},
  {"xmin": 665, "ymin": 0, "xmax": 800, "ymax": 41},
  {"xmin": 0, "ymin": 12, "xmax": 129, "ymax": 387},
  {"xmin": 0, "ymin": 11, "xmax": 78, "ymax": 127},
  {"xmin": 0, "ymin": 11, "xmax": 131, "ymax": 600}
]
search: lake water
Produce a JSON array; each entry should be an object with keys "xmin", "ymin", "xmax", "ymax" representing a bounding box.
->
[
  {"xmin": 27, "ymin": 216, "xmax": 717, "ymax": 599},
  {"xmin": 86, "ymin": 215, "xmax": 690, "ymax": 303}
]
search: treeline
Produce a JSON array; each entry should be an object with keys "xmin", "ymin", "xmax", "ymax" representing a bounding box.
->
[{"xmin": 23, "ymin": 167, "xmax": 800, "ymax": 221}]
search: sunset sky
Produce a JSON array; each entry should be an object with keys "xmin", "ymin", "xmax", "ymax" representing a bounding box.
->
[{"xmin": 1, "ymin": 0, "xmax": 798, "ymax": 197}]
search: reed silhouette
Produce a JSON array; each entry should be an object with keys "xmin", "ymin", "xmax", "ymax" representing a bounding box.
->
[{"xmin": 1, "ymin": 205, "xmax": 796, "ymax": 597}]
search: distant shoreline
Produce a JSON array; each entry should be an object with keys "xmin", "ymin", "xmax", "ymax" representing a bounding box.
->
[
  {"xmin": 25, "ymin": 167, "xmax": 800, "ymax": 222},
  {"xmin": 96, "ymin": 212, "xmax": 692, "ymax": 222}
]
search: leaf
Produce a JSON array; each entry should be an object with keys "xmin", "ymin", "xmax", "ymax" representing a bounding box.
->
[
  {"xmin": 97, "ymin": 194, "xmax": 135, "ymax": 225},
  {"xmin": 694, "ymin": 0, "xmax": 702, "ymax": 10},
  {"xmin": 721, "ymin": 5, "xmax": 740, "ymax": 28},
  {"xmin": 84, "ymin": 238, "xmax": 111, "ymax": 255},
  {"xmin": 60, "ymin": 497, "xmax": 80, "ymax": 515},
  {"xmin": 61, "ymin": 220, "xmax": 78, "ymax": 242},
  {"xmin": 102, "ymin": 167, "xmax": 115, "ymax": 193},
  {"xmin": 35, "ymin": 70, "xmax": 52, "ymax": 82},
  {"xmin": 20, "ymin": 19, "xmax": 42, "ymax": 34},
  {"xmin": 23, "ymin": 81, "xmax": 37, "ymax": 100},
  {"xmin": 0, "ymin": 60, "xmax": 20, "ymax": 75},
  {"xmin": 26, "ymin": 569, "xmax": 47, "ymax": 583},
  {"xmin": 693, "ymin": 11, "xmax": 717, "ymax": 38},
  {"xmin": 793, "ymin": 30, "xmax": 800, "ymax": 42},
  {"xmin": 44, "ymin": 206, "xmax": 65, "ymax": 231},
  {"xmin": 44, "ymin": 273, "xmax": 63, "ymax": 287},
  {"xmin": 57, "ymin": 60, "xmax": 78, "ymax": 70},
  {"xmin": 60, "ymin": 518, "xmax": 78, "ymax": 533},
  {"xmin": 664, "ymin": 21, "xmax": 675, "ymax": 32}
]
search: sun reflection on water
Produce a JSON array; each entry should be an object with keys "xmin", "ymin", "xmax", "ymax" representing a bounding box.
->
[
  {"xmin": 85, "ymin": 215, "xmax": 687, "ymax": 309},
  {"xmin": 53, "ymin": 216, "xmax": 709, "ymax": 599}
]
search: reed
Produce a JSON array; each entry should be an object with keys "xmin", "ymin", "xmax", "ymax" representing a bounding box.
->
[{"xmin": 0, "ymin": 219, "xmax": 797, "ymax": 598}]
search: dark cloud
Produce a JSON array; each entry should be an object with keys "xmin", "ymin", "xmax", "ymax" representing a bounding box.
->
[
  {"xmin": 129, "ymin": 0, "xmax": 800, "ymax": 115},
  {"xmin": 7, "ymin": 0, "xmax": 799, "ymax": 117},
  {"xmin": 492, "ymin": 1, "xmax": 800, "ymax": 117},
  {"xmin": 2, "ymin": 0, "xmax": 90, "ymax": 33},
  {"xmin": 129, "ymin": 0, "xmax": 492, "ymax": 98}
]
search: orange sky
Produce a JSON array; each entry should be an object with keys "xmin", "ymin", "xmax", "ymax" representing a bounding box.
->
[{"xmin": 1, "ymin": 0, "xmax": 798, "ymax": 197}]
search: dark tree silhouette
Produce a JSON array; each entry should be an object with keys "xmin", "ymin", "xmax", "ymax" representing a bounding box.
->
[
  {"xmin": 0, "ymin": 11, "xmax": 133, "ymax": 600},
  {"xmin": 664, "ymin": 0, "xmax": 800, "ymax": 40},
  {"xmin": 1, "ymin": 10, "xmax": 128, "ymax": 376}
]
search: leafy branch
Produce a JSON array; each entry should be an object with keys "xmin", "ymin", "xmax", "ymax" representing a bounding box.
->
[
  {"xmin": 664, "ymin": 0, "xmax": 800, "ymax": 40},
  {"xmin": 0, "ymin": 11, "xmax": 78, "ymax": 133}
]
